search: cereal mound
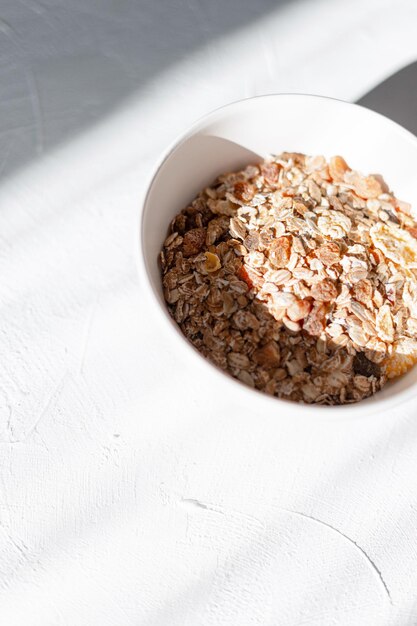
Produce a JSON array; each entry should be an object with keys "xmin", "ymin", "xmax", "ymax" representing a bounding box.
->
[{"xmin": 160, "ymin": 152, "xmax": 417, "ymax": 405}]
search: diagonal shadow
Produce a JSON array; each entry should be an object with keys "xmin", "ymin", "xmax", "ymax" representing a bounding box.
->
[{"xmin": 0, "ymin": 0, "xmax": 293, "ymax": 183}]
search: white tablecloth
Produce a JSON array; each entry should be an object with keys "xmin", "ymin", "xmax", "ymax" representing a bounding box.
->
[{"xmin": 1, "ymin": 1, "xmax": 417, "ymax": 624}]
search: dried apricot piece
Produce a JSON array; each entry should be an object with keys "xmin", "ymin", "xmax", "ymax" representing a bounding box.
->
[
  {"xmin": 329, "ymin": 155, "xmax": 350, "ymax": 181},
  {"xmin": 385, "ymin": 339, "xmax": 417, "ymax": 379},
  {"xmin": 406, "ymin": 226, "xmax": 417, "ymax": 240},
  {"xmin": 237, "ymin": 265, "xmax": 254, "ymax": 290}
]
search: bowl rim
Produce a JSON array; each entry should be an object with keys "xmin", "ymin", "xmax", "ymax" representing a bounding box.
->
[{"xmin": 137, "ymin": 92, "xmax": 417, "ymax": 420}]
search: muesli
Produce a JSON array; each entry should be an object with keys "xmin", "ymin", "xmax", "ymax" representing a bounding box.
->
[{"xmin": 160, "ymin": 153, "xmax": 417, "ymax": 404}]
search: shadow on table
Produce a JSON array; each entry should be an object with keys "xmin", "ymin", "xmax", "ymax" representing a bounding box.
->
[
  {"xmin": 0, "ymin": 0, "xmax": 291, "ymax": 182},
  {"xmin": 356, "ymin": 61, "xmax": 417, "ymax": 136},
  {"xmin": 0, "ymin": 0, "xmax": 415, "ymax": 185}
]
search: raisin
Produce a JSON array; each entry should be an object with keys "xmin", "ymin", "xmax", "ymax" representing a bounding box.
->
[
  {"xmin": 233, "ymin": 181, "xmax": 255, "ymax": 203},
  {"xmin": 182, "ymin": 228, "xmax": 206, "ymax": 257},
  {"xmin": 260, "ymin": 162, "xmax": 280, "ymax": 184},
  {"xmin": 353, "ymin": 352, "xmax": 381, "ymax": 378}
]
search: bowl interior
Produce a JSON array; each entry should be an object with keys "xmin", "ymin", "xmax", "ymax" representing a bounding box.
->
[{"xmin": 141, "ymin": 94, "xmax": 417, "ymax": 414}]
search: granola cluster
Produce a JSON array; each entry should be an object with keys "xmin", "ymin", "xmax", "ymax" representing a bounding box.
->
[{"xmin": 160, "ymin": 152, "xmax": 417, "ymax": 405}]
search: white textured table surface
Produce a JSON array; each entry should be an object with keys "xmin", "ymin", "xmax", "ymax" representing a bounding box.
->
[{"xmin": 1, "ymin": 1, "xmax": 417, "ymax": 624}]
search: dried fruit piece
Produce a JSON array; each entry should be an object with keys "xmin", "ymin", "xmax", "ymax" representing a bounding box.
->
[
  {"xmin": 386, "ymin": 338, "xmax": 417, "ymax": 378},
  {"xmin": 182, "ymin": 227, "xmax": 206, "ymax": 257},
  {"xmin": 407, "ymin": 226, "xmax": 417, "ymax": 240},
  {"xmin": 205, "ymin": 252, "xmax": 221, "ymax": 273},
  {"xmin": 233, "ymin": 181, "xmax": 255, "ymax": 203},
  {"xmin": 260, "ymin": 162, "xmax": 280, "ymax": 184},
  {"xmin": 329, "ymin": 155, "xmax": 350, "ymax": 182},
  {"xmin": 353, "ymin": 352, "xmax": 381, "ymax": 377},
  {"xmin": 237, "ymin": 265, "xmax": 254, "ymax": 290}
]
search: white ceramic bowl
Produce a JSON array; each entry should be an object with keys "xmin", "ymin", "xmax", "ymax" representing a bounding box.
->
[{"xmin": 138, "ymin": 94, "xmax": 417, "ymax": 419}]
